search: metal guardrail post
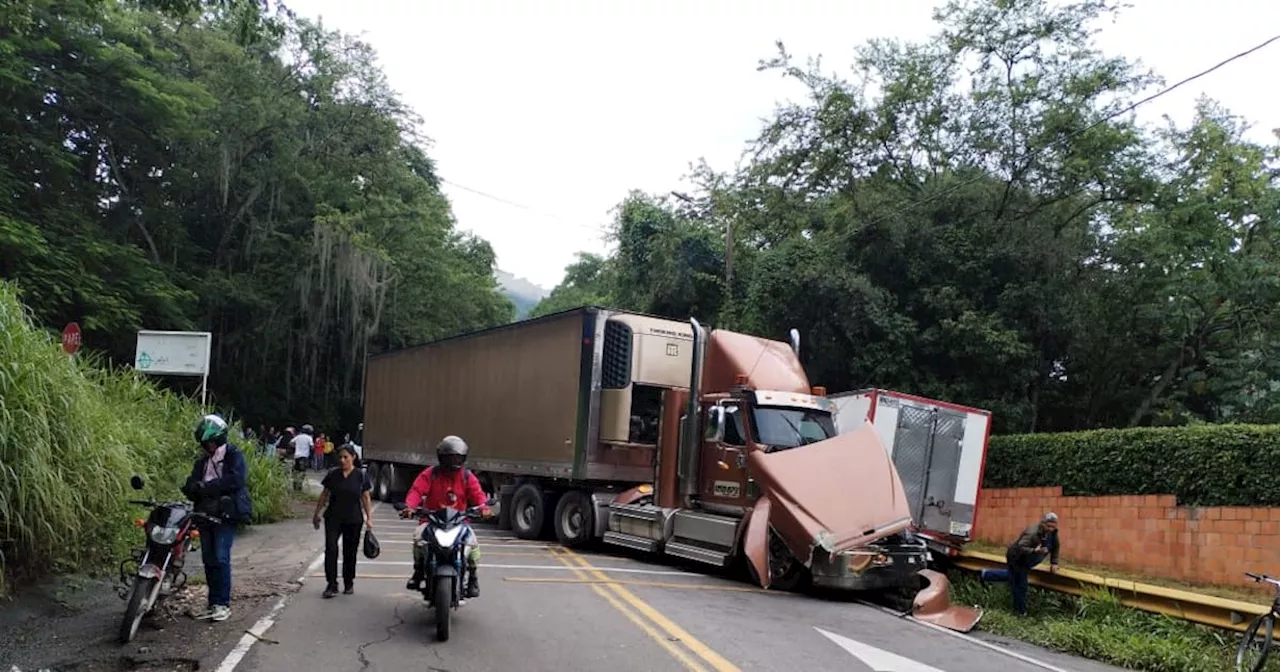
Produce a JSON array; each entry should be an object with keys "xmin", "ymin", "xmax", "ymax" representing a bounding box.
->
[{"xmin": 954, "ymin": 550, "xmax": 1267, "ymax": 632}]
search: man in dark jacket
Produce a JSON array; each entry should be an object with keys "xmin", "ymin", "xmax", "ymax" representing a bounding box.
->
[
  {"xmin": 182, "ymin": 414, "xmax": 253, "ymax": 623},
  {"xmin": 999, "ymin": 512, "xmax": 1060, "ymax": 615}
]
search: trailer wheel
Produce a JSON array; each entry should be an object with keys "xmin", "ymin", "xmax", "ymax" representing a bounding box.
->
[
  {"xmin": 553, "ymin": 490, "xmax": 595, "ymax": 547},
  {"xmin": 375, "ymin": 464, "xmax": 392, "ymax": 502},
  {"xmin": 510, "ymin": 483, "xmax": 546, "ymax": 540}
]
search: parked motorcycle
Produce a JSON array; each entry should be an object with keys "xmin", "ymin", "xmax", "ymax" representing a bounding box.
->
[
  {"xmin": 117, "ymin": 474, "xmax": 225, "ymax": 643},
  {"xmin": 395, "ymin": 501, "xmax": 492, "ymax": 642}
]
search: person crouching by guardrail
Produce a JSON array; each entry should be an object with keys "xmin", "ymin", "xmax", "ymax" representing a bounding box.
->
[{"xmin": 979, "ymin": 512, "xmax": 1061, "ymax": 615}]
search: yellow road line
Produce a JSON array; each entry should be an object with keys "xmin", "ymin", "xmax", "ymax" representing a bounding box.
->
[
  {"xmin": 503, "ymin": 576, "xmax": 776, "ymax": 594},
  {"xmin": 547, "ymin": 548, "xmax": 708, "ymax": 672},
  {"xmin": 557, "ymin": 548, "xmax": 741, "ymax": 672}
]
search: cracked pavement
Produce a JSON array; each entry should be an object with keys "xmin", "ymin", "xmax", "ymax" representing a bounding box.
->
[{"xmin": 234, "ymin": 504, "xmax": 1124, "ymax": 672}]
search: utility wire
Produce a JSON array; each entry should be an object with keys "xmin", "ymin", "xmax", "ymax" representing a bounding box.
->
[
  {"xmin": 871, "ymin": 32, "xmax": 1280, "ymax": 224},
  {"xmin": 439, "ymin": 177, "xmax": 608, "ymax": 236}
]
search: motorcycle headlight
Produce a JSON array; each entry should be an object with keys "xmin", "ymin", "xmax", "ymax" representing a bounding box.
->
[
  {"xmin": 433, "ymin": 527, "xmax": 463, "ymax": 547},
  {"xmin": 149, "ymin": 526, "xmax": 180, "ymax": 545}
]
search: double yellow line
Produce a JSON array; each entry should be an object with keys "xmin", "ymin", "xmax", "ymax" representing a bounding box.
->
[{"xmin": 550, "ymin": 547, "xmax": 740, "ymax": 672}]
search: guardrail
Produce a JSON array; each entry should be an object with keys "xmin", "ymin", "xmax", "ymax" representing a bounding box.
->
[{"xmin": 953, "ymin": 549, "xmax": 1267, "ymax": 632}]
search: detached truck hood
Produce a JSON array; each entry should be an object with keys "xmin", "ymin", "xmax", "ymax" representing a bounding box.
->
[{"xmin": 746, "ymin": 421, "xmax": 914, "ymax": 564}]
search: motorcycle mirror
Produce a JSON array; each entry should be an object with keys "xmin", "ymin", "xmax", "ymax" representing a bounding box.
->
[
  {"xmin": 130, "ymin": 475, "xmax": 145, "ymax": 491},
  {"xmin": 392, "ymin": 502, "xmax": 407, "ymax": 511}
]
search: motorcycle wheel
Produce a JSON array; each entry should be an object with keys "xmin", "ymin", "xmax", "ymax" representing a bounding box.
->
[
  {"xmin": 119, "ymin": 576, "xmax": 157, "ymax": 644},
  {"xmin": 434, "ymin": 575, "xmax": 453, "ymax": 642}
]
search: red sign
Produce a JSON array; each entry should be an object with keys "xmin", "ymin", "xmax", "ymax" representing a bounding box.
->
[{"xmin": 61, "ymin": 322, "xmax": 81, "ymax": 355}]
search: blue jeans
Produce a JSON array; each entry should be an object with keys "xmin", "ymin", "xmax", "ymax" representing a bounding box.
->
[
  {"xmin": 200, "ymin": 522, "xmax": 237, "ymax": 608},
  {"xmin": 981, "ymin": 552, "xmax": 1046, "ymax": 615}
]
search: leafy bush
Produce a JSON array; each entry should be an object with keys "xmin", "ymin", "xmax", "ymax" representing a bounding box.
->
[
  {"xmin": 985, "ymin": 425, "xmax": 1280, "ymax": 506},
  {"xmin": 0, "ymin": 282, "xmax": 290, "ymax": 594}
]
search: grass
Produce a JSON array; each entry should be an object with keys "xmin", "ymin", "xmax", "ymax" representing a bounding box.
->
[
  {"xmin": 0, "ymin": 281, "xmax": 291, "ymax": 595},
  {"xmin": 949, "ymin": 571, "xmax": 1250, "ymax": 671},
  {"xmin": 965, "ymin": 540, "xmax": 1272, "ymax": 606}
]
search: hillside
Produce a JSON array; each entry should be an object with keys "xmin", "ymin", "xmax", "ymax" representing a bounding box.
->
[{"xmin": 496, "ymin": 270, "xmax": 550, "ymax": 319}]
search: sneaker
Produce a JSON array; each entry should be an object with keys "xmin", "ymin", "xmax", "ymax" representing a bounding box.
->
[
  {"xmin": 343, "ymin": 584, "xmax": 353, "ymax": 595},
  {"xmin": 323, "ymin": 584, "xmax": 338, "ymax": 599},
  {"xmin": 193, "ymin": 607, "xmax": 217, "ymax": 620},
  {"xmin": 210, "ymin": 605, "xmax": 231, "ymax": 622}
]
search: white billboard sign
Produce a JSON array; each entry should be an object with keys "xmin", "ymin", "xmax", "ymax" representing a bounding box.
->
[{"xmin": 135, "ymin": 330, "xmax": 213, "ymax": 405}]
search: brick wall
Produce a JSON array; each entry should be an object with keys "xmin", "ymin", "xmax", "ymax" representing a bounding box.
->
[{"xmin": 973, "ymin": 486, "xmax": 1280, "ymax": 587}]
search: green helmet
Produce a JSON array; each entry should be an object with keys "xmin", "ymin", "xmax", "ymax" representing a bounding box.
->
[{"xmin": 194, "ymin": 414, "xmax": 229, "ymax": 446}]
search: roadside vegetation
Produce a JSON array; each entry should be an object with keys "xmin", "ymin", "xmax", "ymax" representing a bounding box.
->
[
  {"xmin": 949, "ymin": 572, "xmax": 1245, "ymax": 672},
  {"xmin": 0, "ymin": 282, "xmax": 290, "ymax": 595}
]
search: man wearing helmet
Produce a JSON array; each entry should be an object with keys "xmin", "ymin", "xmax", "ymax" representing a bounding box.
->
[
  {"xmin": 181, "ymin": 414, "xmax": 253, "ymax": 623},
  {"xmin": 400, "ymin": 435, "xmax": 493, "ymax": 598}
]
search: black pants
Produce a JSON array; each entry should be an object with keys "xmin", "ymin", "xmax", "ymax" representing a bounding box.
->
[{"xmin": 324, "ymin": 518, "xmax": 362, "ymax": 588}]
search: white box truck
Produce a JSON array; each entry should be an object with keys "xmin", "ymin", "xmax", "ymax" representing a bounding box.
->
[{"xmin": 829, "ymin": 388, "xmax": 992, "ymax": 559}]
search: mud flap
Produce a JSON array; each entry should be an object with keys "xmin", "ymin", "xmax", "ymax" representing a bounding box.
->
[
  {"xmin": 744, "ymin": 494, "xmax": 772, "ymax": 589},
  {"xmin": 911, "ymin": 569, "xmax": 983, "ymax": 633}
]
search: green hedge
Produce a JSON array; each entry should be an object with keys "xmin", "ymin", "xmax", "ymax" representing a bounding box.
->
[
  {"xmin": 985, "ymin": 424, "xmax": 1280, "ymax": 507},
  {"xmin": 0, "ymin": 282, "xmax": 290, "ymax": 594}
]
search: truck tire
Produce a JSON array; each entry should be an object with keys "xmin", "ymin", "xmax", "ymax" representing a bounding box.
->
[
  {"xmin": 510, "ymin": 483, "xmax": 547, "ymax": 540},
  {"xmin": 553, "ymin": 490, "xmax": 595, "ymax": 547},
  {"xmin": 375, "ymin": 463, "xmax": 392, "ymax": 502}
]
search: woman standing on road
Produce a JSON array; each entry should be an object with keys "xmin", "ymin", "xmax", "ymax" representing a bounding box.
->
[{"xmin": 312, "ymin": 444, "xmax": 373, "ymax": 598}]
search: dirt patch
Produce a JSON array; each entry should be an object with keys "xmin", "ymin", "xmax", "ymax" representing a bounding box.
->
[{"xmin": 1, "ymin": 494, "xmax": 321, "ymax": 672}]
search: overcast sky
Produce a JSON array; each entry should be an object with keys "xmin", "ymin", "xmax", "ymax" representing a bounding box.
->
[{"xmin": 284, "ymin": 0, "xmax": 1279, "ymax": 290}]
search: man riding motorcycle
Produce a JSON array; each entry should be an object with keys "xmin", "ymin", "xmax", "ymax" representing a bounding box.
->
[{"xmin": 399, "ymin": 436, "xmax": 493, "ymax": 597}]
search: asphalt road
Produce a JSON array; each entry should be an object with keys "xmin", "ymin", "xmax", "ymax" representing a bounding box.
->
[{"xmin": 236, "ymin": 504, "xmax": 1121, "ymax": 672}]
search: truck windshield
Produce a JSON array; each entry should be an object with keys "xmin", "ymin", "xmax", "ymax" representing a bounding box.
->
[{"xmin": 751, "ymin": 406, "xmax": 835, "ymax": 451}]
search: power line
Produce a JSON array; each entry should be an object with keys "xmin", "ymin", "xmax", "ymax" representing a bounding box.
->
[
  {"xmin": 438, "ymin": 177, "xmax": 608, "ymax": 235},
  {"xmin": 871, "ymin": 32, "xmax": 1280, "ymax": 225}
]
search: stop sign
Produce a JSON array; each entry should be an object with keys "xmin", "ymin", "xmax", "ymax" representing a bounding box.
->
[{"xmin": 61, "ymin": 322, "xmax": 81, "ymax": 355}]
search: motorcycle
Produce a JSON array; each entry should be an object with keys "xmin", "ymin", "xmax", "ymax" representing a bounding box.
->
[
  {"xmin": 395, "ymin": 500, "xmax": 492, "ymax": 642},
  {"xmin": 117, "ymin": 474, "xmax": 225, "ymax": 643}
]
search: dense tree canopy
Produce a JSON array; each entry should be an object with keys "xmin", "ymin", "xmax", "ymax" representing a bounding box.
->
[
  {"xmin": 532, "ymin": 0, "xmax": 1280, "ymax": 434},
  {"xmin": 0, "ymin": 0, "xmax": 514, "ymax": 429}
]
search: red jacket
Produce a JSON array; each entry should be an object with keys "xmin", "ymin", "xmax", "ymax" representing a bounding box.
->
[{"xmin": 404, "ymin": 466, "xmax": 490, "ymax": 515}]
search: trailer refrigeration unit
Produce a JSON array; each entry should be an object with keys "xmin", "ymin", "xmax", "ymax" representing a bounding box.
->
[
  {"xmin": 829, "ymin": 389, "xmax": 992, "ymax": 560},
  {"xmin": 361, "ymin": 307, "xmax": 981, "ymax": 632}
]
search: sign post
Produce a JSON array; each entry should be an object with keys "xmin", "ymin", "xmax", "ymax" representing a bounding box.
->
[
  {"xmin": 134, "ymin": 330, "xmax": 214, "ymax": 407},
  {"xmin": 61, "ymin": 322, "xmax": 82, "ymax": 355}
]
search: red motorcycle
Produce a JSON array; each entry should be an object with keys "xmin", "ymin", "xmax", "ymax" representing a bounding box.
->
[{"xmin": 116, "ymin": 474, "xmax": 224, "ymax": 643}]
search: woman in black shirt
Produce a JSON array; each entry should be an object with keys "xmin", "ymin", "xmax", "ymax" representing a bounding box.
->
[{"xmin": 312, "ymin": 444, "xmax": 373, "ymax": 598}]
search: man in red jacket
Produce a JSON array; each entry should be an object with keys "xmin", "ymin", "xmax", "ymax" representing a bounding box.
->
[{"xmin": 399, "ymin": 436, "xmax": 493, "ymax": 597}]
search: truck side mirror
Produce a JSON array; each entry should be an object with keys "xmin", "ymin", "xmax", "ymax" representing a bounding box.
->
[{"xmin": 710, "ymin": 406, "xmax": 726, "ymax": 444}]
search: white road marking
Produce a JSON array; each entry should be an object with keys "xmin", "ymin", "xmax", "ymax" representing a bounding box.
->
[
  {"xmin": 816, "ymin": 628, "xmax": 947, "ymax": 672},
  {"xmin": 213, "ymin": 503, "xmax": 379, "ymax": 672},
  {"xmin": 853, "ymin": 600, "xmax": 1071, "ymax": 672}
]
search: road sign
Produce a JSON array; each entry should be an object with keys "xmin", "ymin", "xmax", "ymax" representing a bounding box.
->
[
  {"xmin": 134, "ymin": 330, "xmax": 213, "ymax": 406},
  {"xmin": 61, "ymin": 322, "xmax": 82, "ymax": 355}
]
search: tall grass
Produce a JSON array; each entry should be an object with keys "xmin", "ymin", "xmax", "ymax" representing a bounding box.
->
[
  {"xmin": 0, "ymin": 282, "xmax": 290, "ymax": 594},
  {"xmin": 949, "ymin": 572, "xmax": 1241, "ymax": 671}
]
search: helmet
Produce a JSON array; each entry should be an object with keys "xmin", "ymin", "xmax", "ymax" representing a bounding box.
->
[
  {"xmin": 436, "ymin": 435, "xmax": 468, "ymax": 472},
  {"xmin": 194, "ymin": 414, "xmax": 229, "ymax": 446},
  {"xmin": 301, "ymin": 424, "xmax": 314, "ymax": 434}
]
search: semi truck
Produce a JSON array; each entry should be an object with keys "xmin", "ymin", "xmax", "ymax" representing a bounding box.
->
[{"xmin": 359, "ymin": 306, "xmax": 980, "ymax": 630}]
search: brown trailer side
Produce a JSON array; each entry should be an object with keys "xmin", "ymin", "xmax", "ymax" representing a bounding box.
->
[{"xmin": 361, "ymin": 308, "xmax": 594, "ymax": 494}]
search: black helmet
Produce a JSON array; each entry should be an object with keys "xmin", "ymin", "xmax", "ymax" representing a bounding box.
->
[
  {"xmin": 194, "ymin": 414, "xmax": 229, "ymax": 446},
  {"xmin": 436, "ymin": 435, "xmax": 468, "ymax": 472}
]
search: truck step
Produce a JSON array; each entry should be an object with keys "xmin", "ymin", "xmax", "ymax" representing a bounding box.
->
[
  {"xmin": 603, "ymin": 531, "xmax": 661, "ymax": 553},
  {"xmin": 664, "ymin": 541, "xmax": 730, "ymax": 567}
]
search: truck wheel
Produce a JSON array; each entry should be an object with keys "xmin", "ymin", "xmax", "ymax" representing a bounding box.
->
[
  {"xmin": 553, "ymin": 490, "xmax": 595, "ymax": 547},
  {"xmin": 510, "ymin": 483, "xmax": 546, "ymax": 540},
  {"xmin": 375, "ymin": 464, "xmax": 392, "ymax": 502}
]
